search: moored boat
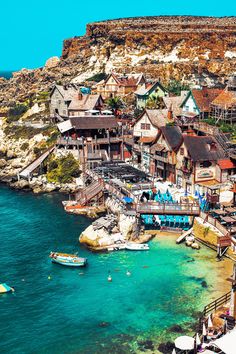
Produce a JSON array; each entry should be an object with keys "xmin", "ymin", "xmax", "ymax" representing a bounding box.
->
[
  {"xmin": 49, "ymin": 252, "xmax": 87, "ymax": 267},
  {"xmin": 125, "ymin": 242, "xmax": 149, "ymax": 251},
  {"xmin": 0, "ymin": 283, "xmax": 14, "ymax": 294}
]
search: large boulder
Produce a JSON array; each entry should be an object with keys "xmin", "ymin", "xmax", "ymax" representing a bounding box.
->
[{"xmin": 0, "ymin": 158, "xmax": 7, "ymax": 167}]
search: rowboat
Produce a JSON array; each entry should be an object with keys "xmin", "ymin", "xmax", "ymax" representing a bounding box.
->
[
  {"xmin": 49, "ymin": 252, "xmax": 87, "ymax": 267},
  {"xmin": 0, "ymin": 283, "xmax": 14, "ymax": 294},
  {"xmin": 125, "ymin": 242, "xmax": 149, "ymax": 251}
]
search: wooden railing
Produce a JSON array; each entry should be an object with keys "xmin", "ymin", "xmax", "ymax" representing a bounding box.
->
[
  {"xmin": 200, "ymin": 211, "xmax": 229, "ymax": 236},
  {"xmin": 203, "ymin": 291, "xmax": 231, "ymax": 316}
]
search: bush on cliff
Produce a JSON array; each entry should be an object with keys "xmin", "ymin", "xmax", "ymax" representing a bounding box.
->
[
  {"xmin": 46, "ymin": 154, "xmax": 81, "ymax": 183},
  {"xmin": 6, "ymin": 103, "xmax": 29, "ymax": 123}
]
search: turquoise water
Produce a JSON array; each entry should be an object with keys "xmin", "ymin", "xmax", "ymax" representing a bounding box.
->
[
  {"xmin": 0, "ymin": 185, "xmax": 220, "ymax": 353},
  {"xmin": 0, "ymin": 71, "xmax": 13, "ymax": 79}
]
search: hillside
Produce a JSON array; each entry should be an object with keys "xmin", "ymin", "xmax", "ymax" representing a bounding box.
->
[{"xmin": 1, "ymin": 16, "xmax": 236, "ymax": 106}]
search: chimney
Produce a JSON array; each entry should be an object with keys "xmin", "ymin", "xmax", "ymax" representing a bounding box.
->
[
  {"xmin": 78, "ymin": 92, "xmax": 83, "ymax": 100},
  {"xmin": 167, "ymin": 105, "xmax": 173, "ymax": 121}
]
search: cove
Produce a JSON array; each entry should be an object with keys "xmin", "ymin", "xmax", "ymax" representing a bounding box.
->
[{"xmin": 0, "ymin": 185, "xmax": 229, "ymax": 353}]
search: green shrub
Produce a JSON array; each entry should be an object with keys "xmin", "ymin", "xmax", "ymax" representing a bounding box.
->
[
  {"xmin": 87, "ymin": 72, "xmax": 108, "ymax": 82},
  {"xmin": 8, "ymin": 104, "xmax": 28, "ymax": 117},
  {"xmin": 166, "ymin": 79, "xmax": 190, "ymax": 95},
  {"xmin": 21, "ymin": 142, "xmax": 29, "ymax": 151},
  {"xmin": 47, "ymin": 153, "xmax": 81, "ymax": 183}
]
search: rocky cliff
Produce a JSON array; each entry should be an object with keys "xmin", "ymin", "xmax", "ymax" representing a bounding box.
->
[{"xmin": 1, "ymin": 16, "xmax": 236, "ymax": 106}]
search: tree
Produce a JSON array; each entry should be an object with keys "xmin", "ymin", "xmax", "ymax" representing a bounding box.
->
[
  {"xmin": 107, "ymin": 96, "xmax": 124, "ymax": 115},
  {"xmin": 146, "ymin": 95, "xmax": 165, "ymax": 109},
  {"xmin": 166, "ymin": 79, "xmax": 190, "ymax": 96}
]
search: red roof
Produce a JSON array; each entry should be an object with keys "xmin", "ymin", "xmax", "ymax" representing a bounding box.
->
[
  {"xmin": 192, "ymin": 88, "xmax": 223, "ymax": 112},
  {"xmin": 217, "ymin": 159, "xmax": 236, "ymax": 169}
]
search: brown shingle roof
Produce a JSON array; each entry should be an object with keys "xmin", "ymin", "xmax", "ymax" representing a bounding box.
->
[
  {"xmin": 146, "ymin": 109, "xmax": 168, "ymax": 127},
  {"xmin": 191, "ymin": 88, "xmax": 223, "ymax": 112},
  {"xmin": 159, "ymin": 126, "xmax": 183, "ymax": 151},
  {"xmin": 183, "ymin": 135, "xmax": 226, "ymax": 162},
  {"xmin": 211, "ymin": 89, "xmax": 236, "ymax": 108},
  {"xmin": 70, "ymin": 116, "xmax": 119, "ymax": 130},
  {"xmin": 68, "ymin": 94, "xmax": 103, "ymax": 111}
]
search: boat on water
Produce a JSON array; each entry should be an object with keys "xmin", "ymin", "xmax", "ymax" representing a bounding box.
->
[
  {"xmin": 125, "ymin": 242, "xmax": 149, "ymax": 251},
  {"xmin": 49, "ymin": 252, "xmax": 87, "ymax": 267},
  {"xmin": 0, "ymin": 283, "xmax": 14, "ymax": 294}
]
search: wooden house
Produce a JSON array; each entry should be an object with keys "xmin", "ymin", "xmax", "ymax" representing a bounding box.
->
[
  {"xmin": 175, "ymin": 135, "xmax": 226, "ymax": 194},
  {"xmin": 180, "ymin": 87, "xmax": 223, "ymax": 119},
  {"xmin": 50, "ymin": 84, "xmax": 103, "ymax": 119},
  {"xmin": 134, "ymin": 80, "xmax": 168, "ymax": 109},
  {"xmin": 96, "ymin": 73, "xmax": 146, "ymax": 99},
  {"xmin": 149, "ymin": 126, "xmax": 183, "ymax": 182},
  {"xmin": 211, "ymin": 77, "xmax": 236, "ymax": 124}
]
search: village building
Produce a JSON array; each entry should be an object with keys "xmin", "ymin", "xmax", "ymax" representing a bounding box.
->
[
  {"xmin": 175, "ymin": 134, "xmax": 226, "ymax": 194},
  {"xmin": 180, "ymin": 87, "xmax": 223, "ymax": 119},
  {"xmin": 149, "ymin": 125, "xmax": 183, "ymax": 182},
  {"xmin": 211, "ymin": 76, "xmax": 236, "ymax": 124},
  {"xmin": 215, "ymin": 159, "xmax": 236, "ymax": 183},
  {"xmin": 50, "ymin": 84, "xmax": 104, "ymax": 119},
  {"xmin": 56, "ymin": 115, "xmax": 123, "ymax": 166},
  {"xmin": 95, "ymin": 73, "xmax": 146, "ymax": 99},
  {"xmin": 128, "ymin": 108, "xmax": 174, "ymax": 171},
  {"xmin": 134, "ymin": 80, "xmax": 168, "ymax": 109}
]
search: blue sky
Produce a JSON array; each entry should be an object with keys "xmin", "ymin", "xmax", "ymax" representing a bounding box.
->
[{"xmin": 1, "ymin": 0, "xmax": 236, "ymax": 70}]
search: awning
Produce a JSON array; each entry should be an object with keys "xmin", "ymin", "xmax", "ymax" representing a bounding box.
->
[
  {"xmin": 174, "ymin": 336, "xmax": 194, "ymax": 350},
  {"xmin": 57, "ymin": 120, "xmax": 73, "ymax": 133},
  {"xmin": 139, "ymin": 136, "xmax": 156, "ymax": 143},
  {"xmin": 122, "ymin": 197, "xmax": 134, "ymax": 203},
  {"xmin": 211, "ymin": 328, "xmax": 236, "ymax": 354},
  {"xmin": 218, "ymin": 159, "xmax": 236, "ymax": 170}
]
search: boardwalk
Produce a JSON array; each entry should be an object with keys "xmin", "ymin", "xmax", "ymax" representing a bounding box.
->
[{"xmin": 19, "ymin": 146, "xmax": 55, "ymax": 179}]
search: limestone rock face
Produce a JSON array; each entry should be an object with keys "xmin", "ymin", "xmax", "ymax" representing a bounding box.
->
[{"xmin": 0, "ymin": 158, "xmax": 7, "ymax": 167}]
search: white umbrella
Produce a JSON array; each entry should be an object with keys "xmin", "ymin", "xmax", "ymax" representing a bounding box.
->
[
  {"xmin": 202, "ymin": 322, "xmax": 207, "ymax": 336},
  {"xmin": 196, "ymin": 333, "xmax": 201, "ymax": 346},
  {"xmin": 174, "ymin": 336, "xmax": 195, "ymax": 350},
  {"xmin": 208, "ymin": 314, "xmax": 213, "ymax": 328}
]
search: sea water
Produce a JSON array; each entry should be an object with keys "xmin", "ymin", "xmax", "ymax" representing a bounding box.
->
[
  {"xmin": 0, "ymin": 71, "xmax": 13, "ymax": 79},
  {"xmin": 0, "ymin": 185, "xmax": 225, "ymax": 353}
]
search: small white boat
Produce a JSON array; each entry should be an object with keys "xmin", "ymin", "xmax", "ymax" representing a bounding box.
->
[
  {"xmin": 0, "ymin": 283, "xmax": 14, "ymax": 294},
  {"xmin": 125, "ymin": 242, "xmax": 149, "ymax": 251},
  {"xmin": 49, "ymin": 252, "xmax": 87, "ymax": 267}
]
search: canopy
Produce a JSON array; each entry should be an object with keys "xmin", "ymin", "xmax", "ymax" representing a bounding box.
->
[
  {"xmin": 122, "ymin": 197, "xmax": 134, "ymax": 204},
  {"xmin": 0, "ymin": 283, "xmax": 12, "ymax": 293},
  {"xmin": 174, "ymin": 336, "xmax": 194, "ymax": 350},
  {"xmin": 211, "ymin": 329, "xmax": 236, "ymax": 354}
]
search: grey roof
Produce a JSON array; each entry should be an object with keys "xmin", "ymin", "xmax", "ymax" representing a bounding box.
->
[
  {"xmin": 68, "ymin": 94, "xmax": 103, "ymax": 111},
  {"xmin": 146, "ymin": 109, "xmax": 168, "ymax": 127},
  {"xmin": 163, "ymin": 92, "xmax": 188, "ymax": 116},
  {"xmin": 159, "ymin": 126, "xmax": 183, "ymax": 151},
  {"xmin": 183, "ymin": 135, "xmax": 226, "ymax": 162},
  {"xmin": 70, "ymin": 116, "xmax": 118, "ymax": 130},
  {"xmin": 135, "ymin": 81, "xmax": 166, "ymax": 96}
]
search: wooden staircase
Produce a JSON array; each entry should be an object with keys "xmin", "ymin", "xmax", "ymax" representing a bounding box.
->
[{"xmin": 75, "ymin": 180, "xmax": 104, "ymax": 206}]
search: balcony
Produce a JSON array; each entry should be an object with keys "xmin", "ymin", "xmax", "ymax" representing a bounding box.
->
[
  {"xmin": 154, "ymin": 154, "xmax": 168, "ymax": 163},
  {"xmin": 182, "ymin": 164, "xmax": 192, "ymax": 174}
]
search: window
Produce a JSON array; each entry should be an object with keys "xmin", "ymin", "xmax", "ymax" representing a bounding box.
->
[
  {"xmin": 185, "ymin": 105, "xmax": 189, "ymax": 112},
  {"xmin": 180, "ymin": 148, "xmax": 184, "ymax": 155},
  {"xmin": 140, "ymin": 123, "xmax": 150, "ymax": 130},
  {"xmin": 200, "ymin": 161, "xmax": 212, "ymax": 168}
]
